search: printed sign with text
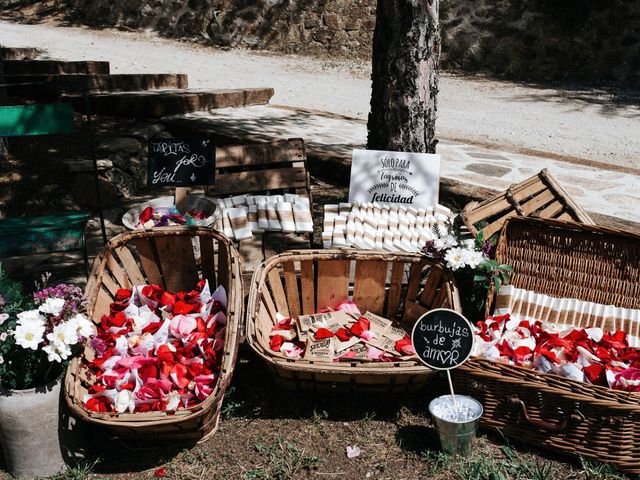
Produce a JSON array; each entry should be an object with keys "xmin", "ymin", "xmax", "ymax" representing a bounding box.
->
[
  {"xmin": 148, "ymin": 138, "xmax": 215, "ymax": 187},
  {"xmin": 348, "ymin": 149, "xmax": 440, "ymax": 209}
]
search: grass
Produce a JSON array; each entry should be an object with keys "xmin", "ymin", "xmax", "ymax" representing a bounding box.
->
[{"xmin": 251, "ymin": 437, "xmax": 321, "ymax": 480}]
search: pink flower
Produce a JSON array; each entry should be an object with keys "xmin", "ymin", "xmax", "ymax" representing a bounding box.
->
[{"xmin": 169, "ymin": 315, "xmax": 197, "ymax": 339}]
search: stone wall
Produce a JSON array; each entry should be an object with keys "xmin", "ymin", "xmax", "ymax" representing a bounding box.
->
[
  {"xmin": 440, "ymin": 0, "xmax": 640, "ymax": 84},
  {"xmin": 66, "ymin": 0, "xmax": 639, "ymax": 84}
]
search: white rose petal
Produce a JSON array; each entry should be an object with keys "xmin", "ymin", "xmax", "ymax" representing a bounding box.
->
[
  {"xmin": 165, "ymin": 391, "xmax": 181, "ymax": 412},
  {"xmin": 114, "ymin": 390, "xmax": 136, "ymax": 413}
]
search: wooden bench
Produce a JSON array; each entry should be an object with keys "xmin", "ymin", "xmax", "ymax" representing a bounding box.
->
[
  {"xmin": 205, "ymin": 138, "xmax": 312, "ymax": 281},
  {"xmin": 0, "ymin": 213, "xmax": 90, "ymax": 275}
]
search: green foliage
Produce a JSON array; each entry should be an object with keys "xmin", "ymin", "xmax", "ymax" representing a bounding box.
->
[{"xmin": 253, "ymin": 437, "xmax": 320, "ymax": 480}]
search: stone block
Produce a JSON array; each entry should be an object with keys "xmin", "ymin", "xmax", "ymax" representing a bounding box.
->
[
  {"xmin": 323, "ymin": 13, "xmax": 340, "ymax": 30},
  {"xmin": 65, "ymin": 159, "xmax": 113, "ymax": 173},
  {"xmin": 97, "ymin": 137, "xmax": 142, "ymax": 155},
  {"xmin": 123, "ymin": 124, "xmax": 165, "ymax": 141}
]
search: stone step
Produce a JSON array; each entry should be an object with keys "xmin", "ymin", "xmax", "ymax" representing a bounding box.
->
[
  {"xmin": 2, "ymin": 60, "xmax": 110, "ymax": 75},
  {"xmin": 4, "ymin": 73, "xmax": 189, "ymax": 99},
  {"xmin": 63, "ymin": 88, "xmax": 275, "ymax": 118},
  {"xmin": 0, "ymin": 47, "xmax": 40, "ymax": 60}
]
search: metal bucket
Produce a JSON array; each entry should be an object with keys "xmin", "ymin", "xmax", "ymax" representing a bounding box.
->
[{"xmin": 428, "ymin": 394, "xmax": 483, "ymax": 456}]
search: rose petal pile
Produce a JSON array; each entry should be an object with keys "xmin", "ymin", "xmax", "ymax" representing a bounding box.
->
[
  {"xmin": 82, "ymin": 280, "xmax": 228, "ymax": 413},
  {"xmin": 474, "ymin": 313, "xmax": 640, "ymax": 393},
  {"xmin": 137, "ymin": 206, "xmax": 201, "ymax": 229}
]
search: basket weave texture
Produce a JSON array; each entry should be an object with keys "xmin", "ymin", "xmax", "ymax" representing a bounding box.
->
[
  {"xmin": 453, "ymin": 217, "xmax": 640, "ymax": 472},
  {"xmin": 246, "ymin": 249, "xmax": 461, "ymax": 392},
  {"xmin": 64, "ymin": 227, "xmax": 243, "ymax": 442}
]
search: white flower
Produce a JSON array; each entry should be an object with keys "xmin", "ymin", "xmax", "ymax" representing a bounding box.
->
[
  {"xmin": 461, "ymin": 249, "xmax": 485, "ymax": 269},
  {"xmin": 43, "ymin": 343, "xmax": 72, "ymax": 363},
  {"xmin": 0, "ymin": 313, "xmax": 8, "ymax": 325},
  {"xmin": 14, "ymin": 322, "xmax": 46, "ymax": 350},
  {"xmin": 38, "ymin": 297, "xmax": 65, "ymax": 316},
  {"xmin": 0, "ymin": 333, "xmax": 7, "ymax": 342},
  {"xmin": 47, "ymin": 321, "xmax": 79, "ymax": 349},
  {"xmin": 0, "ymin": 355, "xmax": 4, "ymax": 365},
  {"xmin": 114, "ymin": 390, "xmax": 136, "ymax": 413},
  {"xmin": 444, "ymin": 247, "xmax": 467, "ymax": 271},
  {"xmin": 16, "ymin": 309, "xmax": 46, "ymax": 327},
  {"xmin": 69, "ymin": 314, "xmax": 96, "ymax": 339},
  {"xmin": 434, "ymin": 235, "xmax": 458, "ymax": 251}
]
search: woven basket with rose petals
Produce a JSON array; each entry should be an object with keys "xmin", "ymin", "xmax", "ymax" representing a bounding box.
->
[
  {"xmin": 246, "ymin": 249, "xmax": 461, "ymax": 392},
  {"xmin": 453, "ymin": 217, "xmax": 640, "ymax": 473},
  {"xmin": 64, "ymin": 227, "xmax": 242, "ymax": 442}
]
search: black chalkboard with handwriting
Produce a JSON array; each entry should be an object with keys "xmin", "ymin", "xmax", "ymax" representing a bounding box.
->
[
  {"xmin": 148, "ymin": 138, "xmax": 215, "ymax": 186},
  {"xmin": 411, "ymin": 309, "xmax": 474, "ymax": 370}
]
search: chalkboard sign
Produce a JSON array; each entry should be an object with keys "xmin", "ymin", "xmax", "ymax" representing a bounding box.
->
[
  {"xmin": 148, "ymin": 138, "xmax": 215, "ymax": 187},
  {"xmin": 411, "ymin": 308, "xmax": 474, "ymax": 370}
]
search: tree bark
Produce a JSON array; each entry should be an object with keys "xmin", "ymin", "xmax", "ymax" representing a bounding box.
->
[{"xmin": 367, "ymin": 0, "xmax": 440, "ymax": 154}]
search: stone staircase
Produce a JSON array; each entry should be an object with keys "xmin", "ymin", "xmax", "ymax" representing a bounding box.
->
[{"xmin": 2, "ymin": 54, "xmax": 274, "ymax": 117}]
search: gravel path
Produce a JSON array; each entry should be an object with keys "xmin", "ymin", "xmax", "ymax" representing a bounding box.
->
[{"xmin": 1, "ymin": 21, "xmax": 638, "ymax": 169}]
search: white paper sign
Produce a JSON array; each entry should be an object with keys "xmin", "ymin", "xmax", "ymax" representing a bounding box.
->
[{"xmin": 348, "ymin": 149, "xmax": 440, "ymax": 209}]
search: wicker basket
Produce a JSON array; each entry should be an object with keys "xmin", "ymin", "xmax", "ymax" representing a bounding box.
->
[
  {"xmin": 65, "ymin": 227, "xmax": 243, "ymax": 442},
  {"xmin": 452, "ymin": 217, "xmax": 640, "ymax": 472},
  {"xmin": 461, "ymin": 169, "xmax": 594, "ymax": 239},
  {"xmin": 246, "ymin": 249, "xmax": 461, "ymax": 392}
]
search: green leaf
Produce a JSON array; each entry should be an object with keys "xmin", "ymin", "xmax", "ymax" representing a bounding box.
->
[
  {"xmin": 473, "ymin": 275, "xmax": 486, "ymax": 283},
  {"xmin": 493, "ymin": 276, "xmax": 502, "ymax": 293},
  {"xmin": 499, "ymin": 264, "xmax": 513, "ymax": 271}
]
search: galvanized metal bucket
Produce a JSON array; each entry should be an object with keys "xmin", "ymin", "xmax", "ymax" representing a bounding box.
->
[{"xmin": 429, "ymin": 394, "xmax": 483, "ymax": 456}]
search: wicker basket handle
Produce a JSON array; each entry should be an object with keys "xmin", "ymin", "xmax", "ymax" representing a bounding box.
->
[{"xmin": 510, "ymin": 396, "xmax": 584, "ymax": 432}]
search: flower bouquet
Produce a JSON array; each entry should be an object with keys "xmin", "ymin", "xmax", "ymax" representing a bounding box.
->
[
  {"xmin": 422, "ymin": 220, "xmax": 512, "ymax": 322},
  {"xmin": 81, "ymin": 280, "xmax": 228, "ymax": 414},
  {"xmin": 0, "ymin": 269, "xmax": 94, "ymax": 390},
  {"xmin": 0, "ymin": 265, "xmax": 93, "ymax": 477}
]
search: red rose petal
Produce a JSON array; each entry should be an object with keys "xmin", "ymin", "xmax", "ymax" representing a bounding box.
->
[
  {"xmin": 314, "ymin": 328, "xmax": 335, "ymax": 340},
  {"xmin": 270, "ymin": 335, "xmax": 285, "ymax": 352}
]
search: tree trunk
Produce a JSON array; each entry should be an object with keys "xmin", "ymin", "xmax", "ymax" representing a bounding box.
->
[{"xmin": 367, "ymin": 0, "xmax": 440, "ymax": 154}]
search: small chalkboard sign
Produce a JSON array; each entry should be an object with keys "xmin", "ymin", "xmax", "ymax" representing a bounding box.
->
[
  {"xmin": 148, "ymin": 138, "xmax": 215, "ymax": 187},
  {"xmin": 411, "ymin": 308, "xmax": 474, "ymax": 370}
]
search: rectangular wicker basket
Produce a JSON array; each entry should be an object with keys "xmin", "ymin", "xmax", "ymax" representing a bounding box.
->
[
  {"xmin": 246, "ymin": 249, "xmax": 461, "ymax": 392},
  {"xmin": 64, "ymin": 227, "xmax": 243, "ymax": 443},
  {"xmin": 461, "ymin": 169, "xmax": 594, "ymax": 239},
  {"xmin": 452, "ymin": 217, "xmax": 640, "ymax": 473}
]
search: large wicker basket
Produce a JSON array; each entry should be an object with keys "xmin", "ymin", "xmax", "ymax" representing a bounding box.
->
[
  {"xmin": 65, "ymin": 227, "xmax": 243, "ymax": 442},
  {"xmin": 246, "ymin": 249, "xmax": 461, "ymax": 392},
  {"xmin": 452, "ymin": 217, "xmax": 640, "ymax": 472}
]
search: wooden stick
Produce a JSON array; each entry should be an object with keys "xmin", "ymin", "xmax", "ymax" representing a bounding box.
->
[
  {"xmin": 175, "ymin": 187, "xmax": 188, "ymax": 214},
  {"xmin": 447, "ymin": 370, "xmax": 458, "ymax": 407}
]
